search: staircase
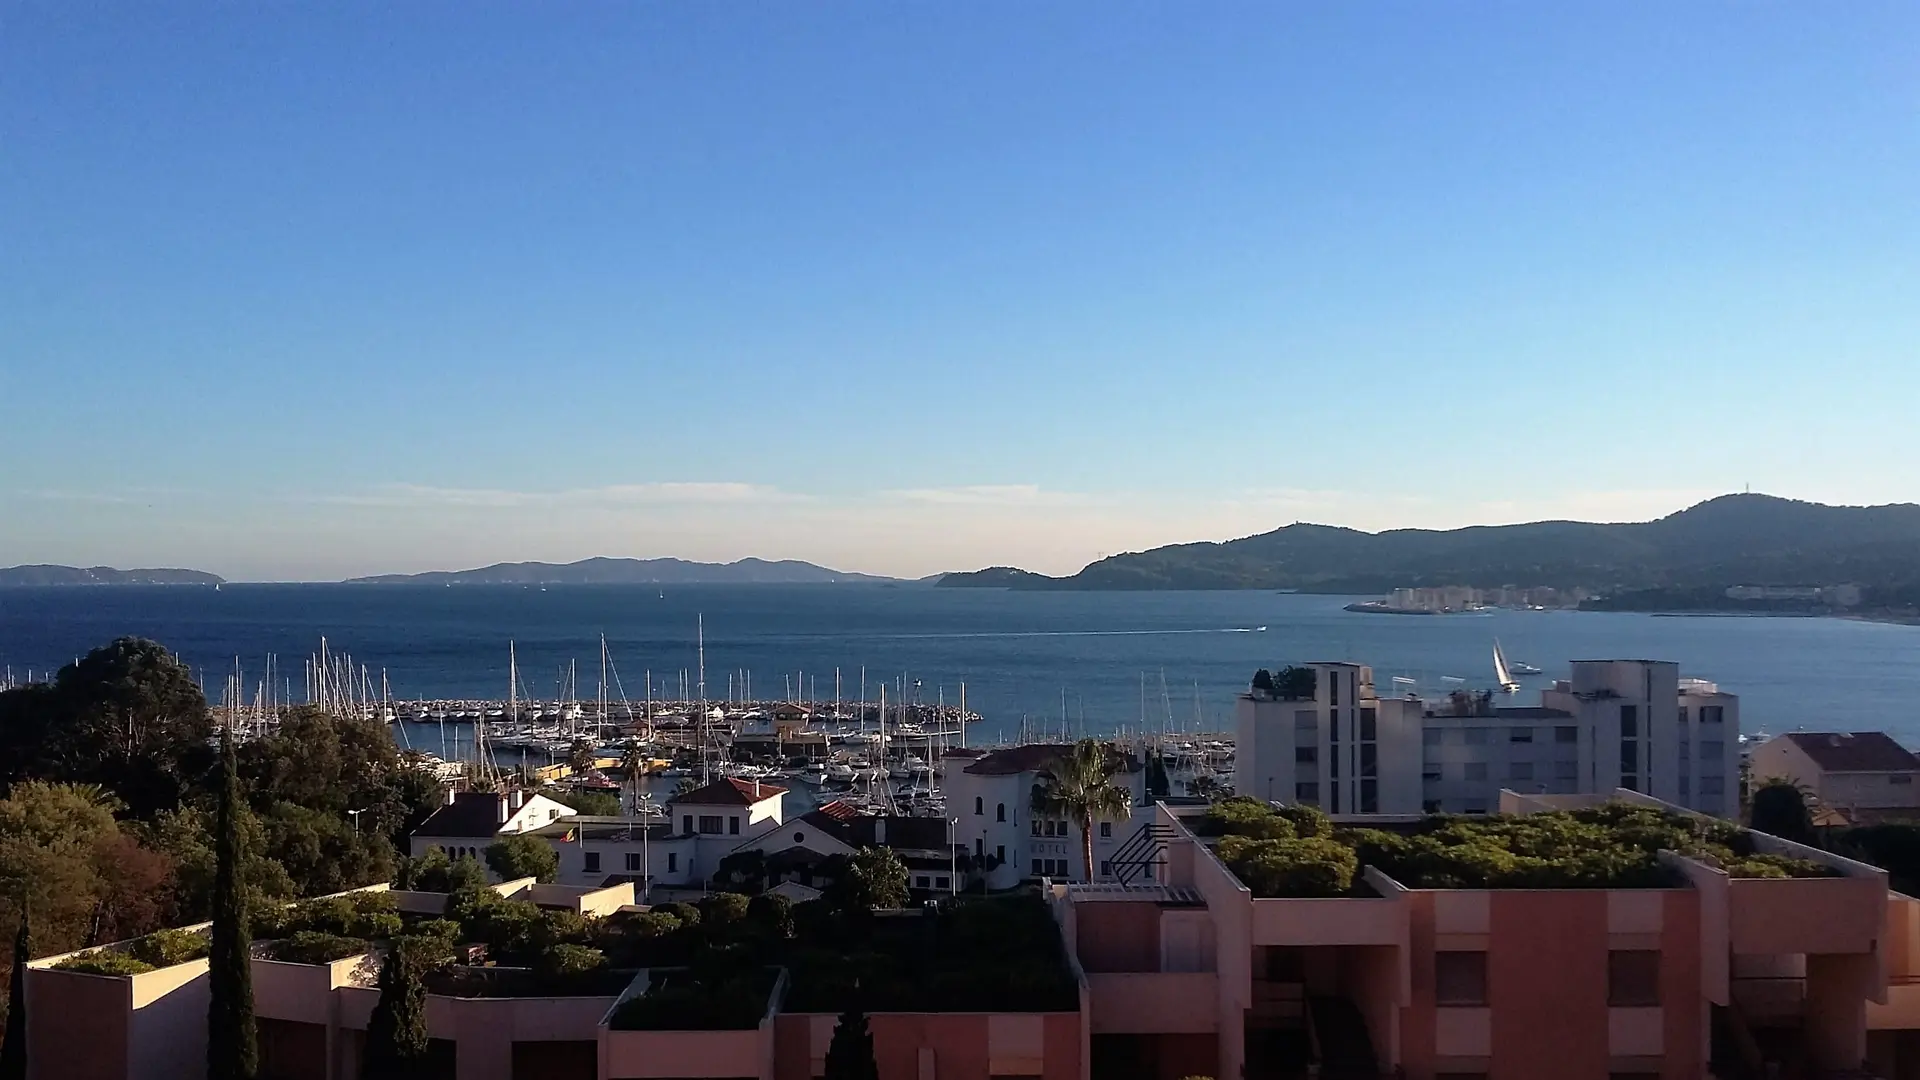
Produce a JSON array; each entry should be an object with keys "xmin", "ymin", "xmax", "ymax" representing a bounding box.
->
[
  {"xmin": 1109, "ymin": 820, "xmax": 1172, "ymax": 886},
  {"xmin": 1308, "ymin": 996, "xmax": 1380, "ymax": 1079}
]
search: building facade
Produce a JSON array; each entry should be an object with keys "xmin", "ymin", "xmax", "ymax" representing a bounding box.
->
[
  {"xmin": 1236, "ymin": 659, "xmax": 1740, "ymax": 818},
  {"xmin": 1750, "ymin": 731, "xmax": 1920, "ymax": 819},
  {"xmin": 940, "ymin": 744, "xmax": 1149, "ymax": 889}
]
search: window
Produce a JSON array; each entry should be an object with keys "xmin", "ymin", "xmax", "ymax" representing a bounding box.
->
[
  {"xmin": 1329, "ymin": 781, "xmax": 1341, "ymax": 814},
  {"xmin": 1700, "ymin": 740, "xmax": 1725, "ymax": 760},
  {"xmin": 1620, "ymin": 741, "xmax": 1638, "ymax": 773},
  {"xmin": 794, "ymin": 831, "xmax": 805, "ymax": 843},
  {"xmin": 1462, "ymin": 799, "xmax": 1488, "ymax": 814},
  {"xmin": 996, "ymin": 845, "xmax": 1005, "ymax": 865},
  {"xmin": 1360, "ymin": 744, "xmax": 1378, "ymax": 776},
  {"xmin": 1508, "ymin": 761, "xmax": 1534, "ymax": 781},
  {"xmin": 1329, "ymin": 714, "xmax": 1341, "ymax": 741},
  {"xmin": 584, "ymin": 851, "xmax": 601, "ymax": 873},
  {"xmin": 625, "ymin": 852, "xmax": 641, "ymax": 872},
  {"xmin": 1701, "ymin": 705, "xmax": 1724, "ymax": 724},
  {"xmin": 1678, "ymin": 739, "xmax": 1691, "ymax": 760},
  {"xmin": 698, "ymin": 815, "xmax": 723, "ymax": 834},
  {"xmin": 936, "ymin": 876, "xmax": 950, "ymax": 889},
  {"xmin": 1100, "ymin": 822, "xmax": 1111, "ymax": 838},
  {"xmin": 1554, "ymin": 760, "xmax": 1578, "ymax": 780},
  {"xmin": 1510, "ymin": 727, "xmax": 1533, "ymax": 744},
  {"xmin": 975, "ymin": 838, "xmax": 984, "ymax": 857},
  {"xmin": 1464, "ymin": 728, "xmax": 1489, "ymax": 746},
  {"xmin": 997, "ymin": 803, "xmax": 1006, "ymax": 822},
  {"xmin": 729, "ymin": 816, "xmax": 740, "ymax": 835},
  {"xmin": 975, "ymin": 797, "xmax": 983, "ymax": 815},
  {"xmin": 1464, "ymin": 762, "xmax": 1489, "ymax": 781},
  {"xmin": 1295, "ymin": 710, "xmax": 1318, "ymax": 734},
  {"xmin": 915, "ymin": 876, "xmax": 930, "ymax": 889},
  {"xmin": 1678, "ymin": 707, "xmax": 1689, "ymax": 725},
  {"xmin": 1360, "ymin": 779, "xmax": 1378, "ymax": 813},
  {"xmin": 1608, "ymin": 950, "xmax": 1661, "ymax": 1006},
  {"xmin": 1555, "ymin": 726, "xmax": 1579, "ymax": 744},
  {"xmin": 1360, "ymin": 708, "xmax": 1377, "ymax": 740},
  {"xmin": 1424, "ymin": 766, "xmax": 1444, "ymax": 782},
  {"xmin": 1895, "ymin": 775, "xmax": 1915, "ymax": 786},
  {"xmin": 1295, "ymin": 746, "xmax": 1318, "ymax": 764},
  {"xmin": 1295, "ymin": 782, "xmax": 1319, "ymax": 804},
  {"xmin": 1424, "ymin": 728, "xmax": 1443, "ymax": 746},
  {"xmin": 1620, "ymin": 704, "xmax": 1639, "ymax": 737},
  {"xmin": 667, "ymin": 852, "xmax": 677, "ymax": 872},
  {"xmin": 1330, "ymin": 673, "xmax": 1339, "ymax": 706},
  {"xmin": 1700, "ymin": 775, "xmax": 1725, "ymax": 796},
  {"xmin": 1100, "ymin": 861, "xmax": 1111, "ymax": 877},
  {"xmin": 1435, "ymin": 951, "xmax": 1488, "ymax": 1005},
  {"xmin": 682, "ymin": 815, "xmax": 693, "ymax": 834}
]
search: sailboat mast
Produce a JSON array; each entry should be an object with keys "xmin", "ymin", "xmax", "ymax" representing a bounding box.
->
[{"xmin": 697, "ymin": 615, "xmax": 708, "ymax": 786}]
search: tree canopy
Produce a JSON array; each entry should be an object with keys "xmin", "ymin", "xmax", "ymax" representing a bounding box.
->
[{"xmin": 485, "ymin": 835, "xmax": 560, "ymax": 884}]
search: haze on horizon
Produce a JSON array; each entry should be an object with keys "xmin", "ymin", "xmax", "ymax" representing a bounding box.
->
[{"xmin": 3, "ymin": 6, "xmax": 1916, "ymax": 582}]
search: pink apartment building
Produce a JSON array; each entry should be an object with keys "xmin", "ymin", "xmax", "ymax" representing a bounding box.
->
[{"xmin": 25, "ymin": 790, "xmax": 1920, "ymax": 1080}]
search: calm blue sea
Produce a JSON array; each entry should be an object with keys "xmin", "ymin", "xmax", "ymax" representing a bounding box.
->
[{"xmin": 2, "ymin": 585, "xmax": 1918, "ymax": 743}]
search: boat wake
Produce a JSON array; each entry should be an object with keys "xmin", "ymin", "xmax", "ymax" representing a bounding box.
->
[{"xmin": 856, "ymin": 626, "xmax": 1271, "ymax": 641}]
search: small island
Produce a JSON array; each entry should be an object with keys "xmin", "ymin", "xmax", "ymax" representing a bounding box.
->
[{"xmin": 0, "ymin": 565, "xmax": 224, "ymax": 587}]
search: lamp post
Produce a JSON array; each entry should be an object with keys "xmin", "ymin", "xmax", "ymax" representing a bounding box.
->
[
  {"xmin": 638, "ymin": 791, "xmax": 656, "ymax": 904},
  {"xmin": 346, "ymin": 808, "xmax": 366, "ymax": 835},
  {"xmin": 948, "ymin": 817, "xmax": 958, "ymax": 896}
]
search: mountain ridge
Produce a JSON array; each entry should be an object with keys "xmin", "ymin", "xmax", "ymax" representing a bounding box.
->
[
  {"xmin": 936, "ymin": 494, "xmax": 1920, "ymax": 610},
  {"xmin": 344, "ymin": 555, "xmax": 901, "ymax": 585},
  {"xmin": 0, "ymin": 565, "xmax": 225, "ymax": 587}
]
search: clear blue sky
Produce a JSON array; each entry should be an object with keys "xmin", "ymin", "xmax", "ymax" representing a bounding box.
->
[{"xmin": 3, "ymin": 4, "xmax": 1916, "ymax": 580}]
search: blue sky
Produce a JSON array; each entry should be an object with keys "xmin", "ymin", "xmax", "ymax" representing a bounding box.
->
[{"xmin": 3, "ymin": 4, "xmax": 1916, "ymax": 580}]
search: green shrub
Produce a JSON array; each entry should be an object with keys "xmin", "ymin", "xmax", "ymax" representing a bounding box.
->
[
  {"xmin": 1216, "ymin": 835, "xmax": 1358, "ymax": 897},
  {"xmin": 654, "ymin": 902, "xmax": 701, "ymax": 929},
  {"xmin": 698, "ymin": 892, "xmax": 751, "ymax": 928},
  {"xmin": 1202, "ymin": 796, "xmax": 1296, "ymax": 840},
  {"xmin": 538, "ymin": 943, "xmax": 607, "ymax": 977},
  {"xmin": 128, "ymin": 928, "xmax": 209, "ymax": 968},
  {"xmin": 746, "ymin": 894, "xmax": 794, "ymax": 940},
  {"xmin": 268, "ymin": 932, "xmax": 370, "ymax": 965},
  {"xmin": 53, "ymin": 950, "xmax": 156, "ymax": 976}
]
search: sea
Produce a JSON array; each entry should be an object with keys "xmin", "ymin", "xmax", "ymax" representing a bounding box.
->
[{"xmin": 2, "ymin": 584, "xmax": 1918, "ymax": 746}]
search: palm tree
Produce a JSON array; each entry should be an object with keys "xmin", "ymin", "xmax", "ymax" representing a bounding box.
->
[
  {"xmin": 619, "ymin": 739, "xmax": 645, "ymax": 812},
  {"xmin": 1031, "ymin": 739, "xmax": 1133, "ymax": 883}
]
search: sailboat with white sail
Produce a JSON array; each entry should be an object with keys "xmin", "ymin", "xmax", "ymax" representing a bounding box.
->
[{"xmin": 1492, "ymin": 640, "xmax": 1521, "ymax": 693}]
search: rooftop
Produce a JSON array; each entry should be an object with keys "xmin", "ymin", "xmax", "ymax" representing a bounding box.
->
[
  {"xmin": 1781, "ymin": 731, "xmax": 1920, "ymax": 773},
  {"xmin": 668, "ymin": 776, "xmax": 788, "ymax": 805},
  {"xmin": 411, "ymin": 792, "xmax": 508, "ymax": 838},
  {"xmin": 963, "ymin": 742, "xmax": 1139, "ymax": 776},
  {"xmin": 1190, "ymin": 796, "xmax": 1835, "ymax": 898}
]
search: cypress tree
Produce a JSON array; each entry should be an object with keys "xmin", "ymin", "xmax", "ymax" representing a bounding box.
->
[
  {"xmin": 823, "ymin": 1004, "xmax": 878, "ymax": 1080},
  {"xmin": 362, "ymin": 941, "xmax": 429, "ymax": 1079},
  {"xmin": 207, "ymin": 726, "xmax": 257, "ymax": 1080},
  {"xmin": 1, "ymin": 910, "xmax": 27, "ymax": 1080}
]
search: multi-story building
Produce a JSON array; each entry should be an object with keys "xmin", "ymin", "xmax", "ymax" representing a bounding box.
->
[
  {"xmin": 1751, "ymin": 731, "xmax": 1920, "ymax": 822},
  {"xmin": 1236, "ymin": 659, "xmax": 1740, "ymax": 818},
  {"xmin": 1063, "ymin": 789, "xmax": 1920, "ymax": 1080},
  {"xmin": 941, "ymin": 743, "xmax": 1149, "ymax": 888}
]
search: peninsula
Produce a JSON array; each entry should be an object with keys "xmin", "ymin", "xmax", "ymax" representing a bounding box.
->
[
  {"xmin": 936, "ymin": 494, "xmax": 1920, "ymax": 617},
  {"xmin": 0, "ymin": 565, "xmax": 225, "ymax": 587},
  {"xmin": 345, "ymin": 556, "xmax": 899, "ymax": 586}
]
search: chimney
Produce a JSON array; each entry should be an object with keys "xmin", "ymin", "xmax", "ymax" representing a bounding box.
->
[
  {"xmin": 446, "ymin": 786, "xmax": 458, "ymax": 806},
  {"xmin": 497, "ymin": 795, "xmax": 509, "ymax": 824},
  {"xmin": 510, "ymin": 789, "xmax": 526, "ymax": 811},
  {"xmin": 754, "ymin": 778, "xmax": 761, "ymax": 799}
]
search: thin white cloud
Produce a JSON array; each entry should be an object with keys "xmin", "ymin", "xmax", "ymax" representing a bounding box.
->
[
  {"xmin": 310, "ymin": 481, "xmax": 806, "ymax": 508},
  {"xmin": 882, "ymin": 484, "xmax": 1093, "ymax": 506}
]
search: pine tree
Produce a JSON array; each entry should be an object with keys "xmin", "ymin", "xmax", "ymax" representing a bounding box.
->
[
  {"xmin": 822, "ymin": 1005, "xmax": 878, "ymax": 1080},
  {"xmin": 362, "ymin": 941, "xmax": 429, "ymax": 1079},
  {"xmin": 1, "ymin": 910, "xmax": 27, "ymax": 1080},
  {"xmin": 207, "ymin": 726, "xmax": 257, "ymax": 1080}
]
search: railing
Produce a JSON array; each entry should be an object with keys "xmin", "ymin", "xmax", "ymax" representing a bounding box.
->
[{"xmin": 1109, "ymin": 820, "xmax": 1171, "ymax": 887}]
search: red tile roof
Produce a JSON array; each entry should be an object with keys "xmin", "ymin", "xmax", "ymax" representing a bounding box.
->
[
  {"xmin": 1784, "ymin": 732, "xmax": 1920, "ymax": 773},
  {"xmin": 668, "ymin": 776, "xmax": 788, "ymax": 805},
  {"xmin": 810, "ymin": 799, "xmax": 861, "ymax": 822},
  {"xmin": 963, "ymin": 743, "xmax": 1140, "ymax": 776}
]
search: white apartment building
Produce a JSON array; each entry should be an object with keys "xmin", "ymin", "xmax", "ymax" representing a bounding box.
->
[
  {"xmin": 1235, "ymin": 658, "xmax": 1741, "ymax": 818},
  {"xmin": 941, "ymin": 743, "xmax": 1150, "ymax": 888}
]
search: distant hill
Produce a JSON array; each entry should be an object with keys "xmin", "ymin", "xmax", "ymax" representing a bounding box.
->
[
  {"xmin": 935, "ymin": 495, "xmax": 1920, "ymax": 610},
  {"xmin": 935, "ymin": 566, "xmax": 1060, "ymax": 588},
  {"xmin": 346, "ymin": 556, "xmax": 900, "ymax": 585},
  {"xmin": 0, "ymin": 564, "xmax": 224, "ymax": 587}
]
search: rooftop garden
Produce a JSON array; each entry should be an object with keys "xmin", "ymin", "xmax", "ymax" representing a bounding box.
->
[
  {"xmin": 600, "ymin": 883, "xmax": 1077, "ymax": 1027},
  {"xmin": 52, "ymin": 927, "xmax": 210, "ymax": 976},
  {"xmin": 1196, "ymin": 797, "xmax": 1837, "ymax": 897}
]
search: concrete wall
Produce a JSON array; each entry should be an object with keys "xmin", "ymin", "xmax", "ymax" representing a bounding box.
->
[
  {"xmin": 24, "ymin": 966, "xmax": 132, "ymax": 1080},
  {"xmin": 772, "ymin": 1012, "xmax": 1082, "ymax": 1080},
  {"xmin": 1085, "ymin": 974, "xmax": 1218, "ymax": 1034},
  {"xmin": 603, "ymin": 1023, "xmax": 772, "ymax": 1079},
  {"xmin": 1073, "ymin": 901, "xmax": 1159, "ymax": 973}
]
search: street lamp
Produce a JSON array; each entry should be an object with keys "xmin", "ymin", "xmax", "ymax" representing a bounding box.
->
[
  {"xmin": 346, "ymin": 808, "xmax": 366, "ymax": 835},
  {"xmin": 638, "ymin": 791, "xmax": 656, "ymax": 904},
  {"xmin": 948, "ymin": 817, "xmax": 958, "ymax": 897}
]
